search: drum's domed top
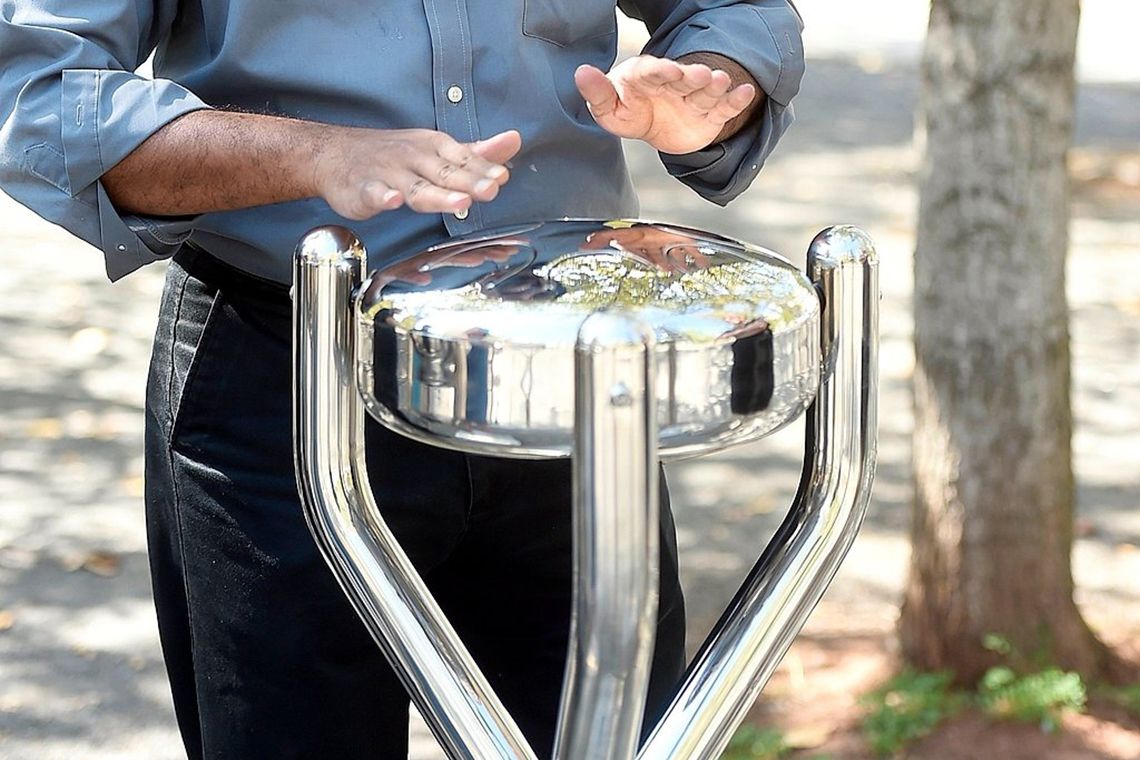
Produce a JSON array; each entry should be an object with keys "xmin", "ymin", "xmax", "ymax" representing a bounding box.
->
[
  {"xmin": 358, "ymin": 220, "xmax": 822, "ymax": 459},
  {"xmin": 359, "ymin": 220, "xmax": 818, "ymax": 347}
]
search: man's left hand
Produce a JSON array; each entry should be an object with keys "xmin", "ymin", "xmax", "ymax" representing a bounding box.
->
[{"xmin": 575, "ymin": 54, "xmax": 760, "ymax": 155}]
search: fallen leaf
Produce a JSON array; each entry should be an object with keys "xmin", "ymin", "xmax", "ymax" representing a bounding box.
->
[
  {"xmin": 78, "ymin": 550, "xmax": 121, "ymax": 578},
  {"xmin": 784, "ymin": 724, "xmax": 832, "ymax": 749},
  {"xmin": 745, "ymin": 494, "xmax": 777, "ymax": 515},
  {"xmin": 25, "ymin": 417, "xmax": 63, "ymax": 439},
  {"xmin": 119, "ymin": 475, "xmax": 145, "ymax": 498}
]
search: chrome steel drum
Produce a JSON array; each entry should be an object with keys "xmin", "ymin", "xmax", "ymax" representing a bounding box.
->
[
  {"xmin": 292, "ymin": 221, "xmax": 878, "ymax": 760},
  {"xmin": 356, "ymin": 219, "xmax": 821, "ymax": 458}
]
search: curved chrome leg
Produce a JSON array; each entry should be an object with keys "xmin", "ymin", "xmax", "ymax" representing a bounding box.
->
[
  {"xmin": 292, "ymin": 227, "xmax": 536, "ymax": 760},
  {"xmin": 638, "ymin": 226, "xmax": 879, "ymax": 760},
  {"xmin": 554, "ymin": 313, "xmax": 660, "ymax": 760}
]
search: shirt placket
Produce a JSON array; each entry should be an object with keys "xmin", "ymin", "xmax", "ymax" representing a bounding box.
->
[{"xmin": 422, "ymin": 0, "xmax": 481, "ymax": 233}]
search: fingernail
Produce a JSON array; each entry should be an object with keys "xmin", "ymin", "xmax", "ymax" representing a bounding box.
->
[
  {"xmin": 448, "ymin": 192, "xmax": 469, "ymax": 205},
  {"xmin": 383, "ymin": 189, "xmax": 401, "ymax": 204},
  {"xmin": 486, "ymin": 166, "xmax": 507, "ymax": 180},
  {"xmin": 475, "ymin": 179, "xmax": 495, "ymax": 193}
]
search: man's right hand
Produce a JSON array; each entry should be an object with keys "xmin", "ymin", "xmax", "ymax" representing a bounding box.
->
[
  {"xmin": 102, "ymin": 111, "xmax": 522, "ymax": 220},
  {"xmin": 315, "ymin": 128, "xmax": 521, "ymax": 220}
]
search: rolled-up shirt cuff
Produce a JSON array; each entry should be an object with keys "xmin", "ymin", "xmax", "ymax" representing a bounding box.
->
[
  {"xmin": 648, "ymin": 2, "xmax": 804, "ymax": 204},
  {"xmin": 60, "ymin": 69, "xmax": 210, "ymax": 194},
  {"xmin": 660, "ymin": 98, "xmax": 793, "ymax": 206},
  {"xmin": 58, "ymin": 70, "xmax": 209, "ymax": 278},
  {"xmin": 97, "ymin": 182, "xmax": 198, "ymax": 280}
]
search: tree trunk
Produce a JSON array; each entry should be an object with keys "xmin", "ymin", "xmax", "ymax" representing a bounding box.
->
[{"xmin": 900, "ymin": 0, "xmax": 1126, "ymax": 684}]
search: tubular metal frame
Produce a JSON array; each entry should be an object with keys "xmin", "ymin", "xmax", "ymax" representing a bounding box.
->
[
  {"xmin": 555, "ymin": 313, "xmax": 661, "ymax": 760},
  {"xmin": 293, "ymin": 228, "xmax": 536, "ymax": 760},
  {"xmin": 636, "ymin": 226, "xmax": 879, "ymax": 759},
  {"xmin": 292, "ymin": 224, "xmax": 878, "ymax": 760}
]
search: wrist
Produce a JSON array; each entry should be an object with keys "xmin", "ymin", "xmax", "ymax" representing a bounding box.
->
[{"xmin": 293, "ymin": 120, "xmax": 349, "ymax": 202}]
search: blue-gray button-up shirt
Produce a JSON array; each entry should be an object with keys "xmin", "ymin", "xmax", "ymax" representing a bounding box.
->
[{"xmin": 0, "ymin": 0, "xmax": 803, "ymax": 283}]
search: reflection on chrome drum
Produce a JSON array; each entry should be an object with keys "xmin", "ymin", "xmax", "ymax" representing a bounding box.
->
[{"xmin": 357, "ymin": 220, "xmax": 822, "ymax": 459}]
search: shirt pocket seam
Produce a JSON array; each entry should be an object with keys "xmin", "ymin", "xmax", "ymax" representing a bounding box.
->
[{"xmin": 522, "ymin": 0, "xmax": 615, "ymax": 48}]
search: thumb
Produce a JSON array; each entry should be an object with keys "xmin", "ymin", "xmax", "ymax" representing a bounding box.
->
[{"xmin": 471, "ymin": 130, "xmax": 523, "ymax": 165}]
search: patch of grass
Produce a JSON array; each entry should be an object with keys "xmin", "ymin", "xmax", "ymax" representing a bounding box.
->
[
  {"xmin": 860, "ymin": 669, "xmax": 965, "ymax": 756},
  {"xmin": 721, "ymin": 725, "xmax": 789, "ymax": 760},
  {"xmin": 859, "ymin": 636, "xmax": 1091, "ymax": 757},
  {"xmin": 982, "ymin": 633, "xmax": 1013, "ymax": 657},
  {"xmin": 977, "ymin": 666, "xmax": 1086, "ymax": 732}
]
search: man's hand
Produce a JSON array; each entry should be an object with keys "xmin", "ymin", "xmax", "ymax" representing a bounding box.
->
[
  {"xmin": 583, "ymin": 226, "xmax": 712, "ymax": 274},
  {"xmin": 574, "ymin": 54, "xmax": 762, "ymax": 155},
  {"xmin": 316, "ymin": 128, "xmax": 521, "ymax": 220},
  {"xmin": 103, "ymin": 111, "xmax": 522, "ymax": 220}
]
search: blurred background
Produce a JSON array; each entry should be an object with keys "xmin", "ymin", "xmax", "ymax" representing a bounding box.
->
[{"xmin": 1, "ymin": 1, "xmax": 1137, "ymax": 758}]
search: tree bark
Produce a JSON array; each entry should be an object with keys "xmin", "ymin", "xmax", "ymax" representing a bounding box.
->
[{"xmin": 900, "ymin": 0, "xmax": 1128, "ymax": 684}]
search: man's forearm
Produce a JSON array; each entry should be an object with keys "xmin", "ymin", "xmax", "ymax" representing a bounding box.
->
[
  {"xmin": 101, "ymin": 111, "xmax": 520, "ymax": 220},
  {"xmin": 102, "ymin": 111, "xmax": 328, "ymax": 216},
  {"xmin": 676, "ymin": 52, "xmax": 765, "ymax": 143}
]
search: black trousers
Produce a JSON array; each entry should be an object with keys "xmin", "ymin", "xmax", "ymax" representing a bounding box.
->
[{"xmin": 143, "ymin": 249, "xmax": 687, "ymax": 759}]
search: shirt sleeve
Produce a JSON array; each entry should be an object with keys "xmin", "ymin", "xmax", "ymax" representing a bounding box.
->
[
  {"xmin": 618, "ymin": 0, "xmax": 805, "ymax": 205},
  {"xmin": 0, "ymin": 1, "xmax": 211, "ymax": 280}
]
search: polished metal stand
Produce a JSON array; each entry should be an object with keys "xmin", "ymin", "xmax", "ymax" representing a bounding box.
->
[{"xmin": 293, "ymin": 224, "xmax": 878, "ymax": 760}]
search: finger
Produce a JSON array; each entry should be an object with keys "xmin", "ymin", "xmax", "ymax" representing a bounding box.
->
[
  {"xmin": 575, "ymin": 64, "xmax": 620, "ymax": 119},
  {"xmin": 683, "ymin": 70, "xmax": 733, "ymax": 112},
  {"xmin": 664, "ymin": 63, "xmax": 714, "ymax": 96},
  {"xmin": 667, "ymin": 245, "xmax": 706, "ymax": 272},
  {"xmin": 375, "ymin": 269, "xmax": 431, "ymax": 288},
  {"xmin": 582, "ymin": 231, "xmax": 618, "ymax": 250},
  {"xmin": 632, "ymin": 56, "xmax": 685, "ymax": 89},
  {"xmin": 435, "ymin": 135, "xmax": 512, "ymax": 185},
  {"xmin": 390, "ymin": 170, "xmax": 473, "ymax": 214},
  {"xmin": 445, "ymin": 244, "xmax": 518, "ymax": 267},
  {"xmin": 469, "ymin": 130, "xmax": 522, "ymax": 167},
  {"xmin": 363, "ymin": 181, "xmax": 404, "ymax": 211},
  {"xmin": 712, "ymin": 83, "xmax": 757, "ymax": 122},
  {"xmin": 478, "ymin": 244, "xmax": 519, "ymax": 263},
  {"xmin": 708, "ymin": 68, "xmax": 733, "ymax": 92},
  {"xmin": 410, "ymin": 152, "xmax": 502, "ymax": 202},
  {"xmin": 335, "ymin": 180, "xmax": 403, "ymax": 220}
]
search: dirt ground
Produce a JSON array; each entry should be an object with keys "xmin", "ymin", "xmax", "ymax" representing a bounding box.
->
[
  {"xmin": 2, "ymin": 5, "xmax": 1139, "ymax": 759},
  {"xmin": 747, "ymin": 631, "xmax": 1140, "ymax": 760}
]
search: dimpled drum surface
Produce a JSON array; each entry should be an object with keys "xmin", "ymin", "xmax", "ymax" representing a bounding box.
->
[{"xmin": 356, "ymin": 219, "xmax": 821, "ymax": 459}]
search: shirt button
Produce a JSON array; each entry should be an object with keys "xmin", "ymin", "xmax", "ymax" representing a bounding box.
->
[
  {"xmin": 446, "ymin": 85, "xmax": 463, "ymax": 104},
  {"xmin": 454, "ymin": 208, "xmax": 469, "ymax": 221}
]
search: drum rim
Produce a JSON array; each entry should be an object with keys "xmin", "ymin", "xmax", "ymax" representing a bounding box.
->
[{"xmin": 354, "ymin": 218, "xmax": 822, "ymax": 459}]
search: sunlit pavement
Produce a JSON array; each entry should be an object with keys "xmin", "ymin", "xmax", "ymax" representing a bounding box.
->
[{"xmin": 2, "ymin": 9, "xmax": 1138, "ymax": 759}]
